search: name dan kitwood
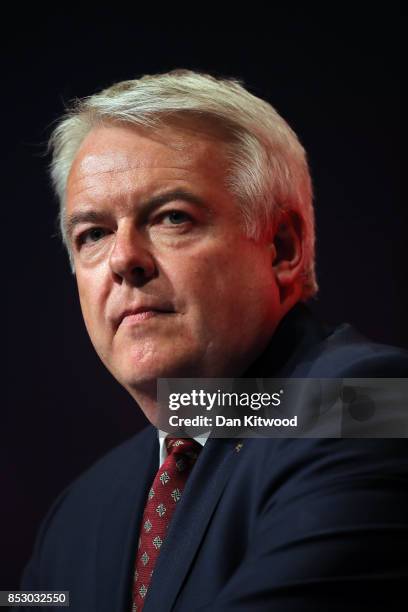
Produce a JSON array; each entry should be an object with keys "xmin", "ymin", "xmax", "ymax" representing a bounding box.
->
[{"xmin": 168, "ymin": 415, "xmax": 298, "ymax": 428}]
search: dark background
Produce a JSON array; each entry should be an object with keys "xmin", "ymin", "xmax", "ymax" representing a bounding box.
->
[{"xmin": 3, "ymin": 7, "xmax": 404, "ymax": 589}]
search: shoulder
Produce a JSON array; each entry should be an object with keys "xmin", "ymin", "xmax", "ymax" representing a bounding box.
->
[
  {"xmin": 65, "ymin": 424, "xmax": 157, "ymax": 496},
  {"xmin": 34, "ymin": 425, "xmax": 156, "ymax": 545},
  {"xmin": 254, "ymin": 303, "xmax": 408, "ymax": 378},
  {"xmin": 21, "ymin": 425, "xmax": 157, "ymax": 589},
  {"xmin": 293, "ymin": 321, "xmax": 408, "ymax": 377}
]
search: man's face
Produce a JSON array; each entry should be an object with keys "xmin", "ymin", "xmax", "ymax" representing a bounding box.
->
[{"xmin": 66, "ymin": 122, "xmax": 282, "ymax": 406}]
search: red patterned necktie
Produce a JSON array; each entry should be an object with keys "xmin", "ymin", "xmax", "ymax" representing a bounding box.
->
[{"xmin": 132, "ymin": 437, "xmax": 202, "ymax": 611}]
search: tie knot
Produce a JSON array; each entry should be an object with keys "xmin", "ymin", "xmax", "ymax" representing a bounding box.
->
[{"xmin": 165, "ymin": 437, "xmax": 202, "ymax": 461}]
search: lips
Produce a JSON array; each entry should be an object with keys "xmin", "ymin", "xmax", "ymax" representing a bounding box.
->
[{"xmin": 114, "ymin": 305, "xmax": 174, "ymax": 329}]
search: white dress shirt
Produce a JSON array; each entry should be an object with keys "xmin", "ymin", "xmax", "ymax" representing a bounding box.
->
[{"xmin": 157, "ymin": 429, "xmax": 210, "ymax": 467}]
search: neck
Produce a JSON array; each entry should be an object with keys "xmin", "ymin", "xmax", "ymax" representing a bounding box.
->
[{"xmin": 128, "ymin": 381, "xmax": 161, "ymax": 426}]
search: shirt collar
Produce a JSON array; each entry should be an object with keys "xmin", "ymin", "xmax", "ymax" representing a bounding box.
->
[{"xmin": 157, "ymin": 429, "xmax": 210, "ymax": 467}]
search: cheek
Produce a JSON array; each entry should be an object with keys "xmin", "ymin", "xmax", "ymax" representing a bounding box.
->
[
  {"xmin": 184, "ymin": 250, "xmax": 273, "ymax": 327},
  {"xmin": 170, "ymin": 250, "xmax": 228, "ymax": 300},
  {"xmin": 170, "ymin": 251, "xmax": 246, "ymax": 324}
]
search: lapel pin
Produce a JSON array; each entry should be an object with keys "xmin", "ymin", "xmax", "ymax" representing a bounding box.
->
[{"xmin": 235, "ymin": 442, "xmax": 244, "ymax": 453}]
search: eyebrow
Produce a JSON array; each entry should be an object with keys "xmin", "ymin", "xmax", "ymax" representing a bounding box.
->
[{"xmin": 65, "ymin": 188, "xmax": 209, "ymax": 240}]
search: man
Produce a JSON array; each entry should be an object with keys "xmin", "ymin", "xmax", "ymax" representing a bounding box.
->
[{"xmin": 21, "ymin": 70, "xmax": 407, "ymax": 611}]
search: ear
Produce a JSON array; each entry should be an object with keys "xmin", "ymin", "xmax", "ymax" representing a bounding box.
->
[{"xmin": 270, "ymin": 210, "xmax": 304, "ymax": 302}]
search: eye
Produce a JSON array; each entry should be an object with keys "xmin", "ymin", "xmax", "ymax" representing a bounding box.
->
[
  {"xmin": 78, "ymin": 227, "xmax": 108, "ymax": 245},
  {"xmin": 161, "ymin": 210, "xmax": 192, "ymax": 225}
]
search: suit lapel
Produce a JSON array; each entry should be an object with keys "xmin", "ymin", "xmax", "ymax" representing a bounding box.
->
[
  {"xmin": 144, "ymin": 437, "xmax": 240, "ymax": 612},
  {"xmin": 95, "ymin": 426, "xmax": 158, "ymax": 612}
]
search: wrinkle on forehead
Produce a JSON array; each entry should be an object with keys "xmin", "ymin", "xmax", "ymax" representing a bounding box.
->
[
  {"xmin": 74, "ymin": 155, "xmax": 194, "ymax": 179},
  {"xmin": 69, "ymin": 175, "xmax": 191, "ymax": 202},
  {"xmin": 66, "ymin": 122, "xmax": 232, "ymax": 207},
  {"xmin": 68, "ymin": 162, "xmax": 196, "ymax": 201},
  {"xmin": 68, "ymin": 125, "xmax": 221, "ymax": 183},
  {"xmin": 72, "ymin": 149, "xmax": 194, "ymax": 179}
]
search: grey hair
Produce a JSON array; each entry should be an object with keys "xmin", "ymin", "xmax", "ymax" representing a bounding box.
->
[{"xmin": 48, "ymin": 69, "xmax": 318, "ymax": 300}]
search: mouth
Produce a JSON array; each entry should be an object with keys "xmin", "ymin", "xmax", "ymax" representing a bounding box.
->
[
  {"xmin": 116, "ymin": 306, "xmax": 175, "ymax": 329},
  {"xmin": 121, "ymin": 310, "xmax": 171, "ymax": 325}
]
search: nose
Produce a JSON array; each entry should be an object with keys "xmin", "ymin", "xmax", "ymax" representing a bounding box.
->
[{"xmin": 109, "ymin": 222, "xmax": 157, "ymax": 286}]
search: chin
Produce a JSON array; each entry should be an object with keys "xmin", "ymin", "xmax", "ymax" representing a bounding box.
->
[
  {"xmin": 119, "ymin": 360, "xmax": 185, "ymax": 388},
  {"xmin": 109, "ymin": 341, "xmax": 206, "ymax": 388}
]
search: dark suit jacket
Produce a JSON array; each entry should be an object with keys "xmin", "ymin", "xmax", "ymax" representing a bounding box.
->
[{"xmin": 20, "ymin": 304, "xmax": 408, "ymax": 611}]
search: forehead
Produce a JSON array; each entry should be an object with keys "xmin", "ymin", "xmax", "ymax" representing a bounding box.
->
[{"xmin": 66, "ymin": 121, "xmax": 231, "ymax": 202}]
